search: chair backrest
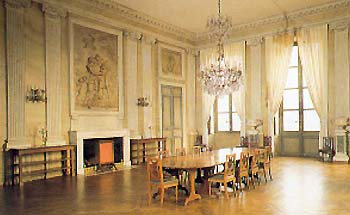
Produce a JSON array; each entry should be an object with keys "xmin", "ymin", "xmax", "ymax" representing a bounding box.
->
[
  {"xmin": 176, "ymin": 148, "xmax": 186, "ymax": 156},
  {"xmin": 146, "ymin": 157, "xmax": 163, "ymax": 183},
  {"xmin": 158, "ymin": 150, "xmax": 169, "ymax": 159},
  {"xmin": 258, "ymin": 148, "xmax": 269, "ymax": 163},
  {"xmin": 193, "ymin": 146, "xmax": 201, "ymax": 155},
  {"xmin": 247, "ymin": 135, "xmax": 259, "ymax": 148},
  {"xmin": 251, "ymin": 149, "xmax": 259, "ymax": 169},
  {"xmin": 240, "ymin": 151, "xmax": 250, "ymax": 172},
  {"xmin": 224, "ymin": 154, "xmax": 236, "ymax": 177}
]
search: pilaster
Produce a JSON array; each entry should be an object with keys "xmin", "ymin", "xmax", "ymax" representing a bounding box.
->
[
  {"xmin": 140, "ymin": 35, "xmax": 155, "ymax": 138},
  {"xmin": 5, "ymin": 0, "xmax": 31, "ymax": 148},
  {"xmin": 330, "ymin": 20, "xmax": 350, "ymax": 118},
  {"xmin": 186, "ymin": 48, "xmax": 198, "ymax": 148},
  {"xmin": 43, "ymin": 3, "xmax": 67, "ymax": 146},
  {"xmin": 246, "ymin": 36, "xmax": 264, "ymax": 135},
  {"xmin": 124, "ymin": 31, "xmax": 140, "ymax": 138}
]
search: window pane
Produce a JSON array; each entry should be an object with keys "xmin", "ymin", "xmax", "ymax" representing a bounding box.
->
[
  {"xmin": 232, "ymin": 113, "xmax": 241, "ymax": 131},
  {"xmin": 303, "ymin": 89, "xmax": 314, "ymax": 109},
  {"xmin": 285, "ymin": 68, "xmax": 298, "ymax": 88},
  {"xmin": 283, "ymin": 89, "xmax": 299, "ymax": 109},
  {"xmin": 217, "ymin": 95, "xmax": 229, "ymax": 112},
  {"xmin": 283, "ymin": 111, "xmax": 299, "ymax": 131},
  {"xmin": 232, "ymin": 99, "xmax": 237, "ymax": 112},
  {"xmin": 303, "ymin": 110, "xmax": 320, "ymax": 131},
  {"xmin": 218, "ymin": 113, "xmax": 230, "ymax": 131},
  {"xmin": 289, "ymin": 46, "xmax": 299, "ymax": 67}
]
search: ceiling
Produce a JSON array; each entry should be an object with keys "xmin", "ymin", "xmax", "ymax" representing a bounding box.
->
[{"xmin": 113, "ymin": 0, "xmax": 339, "ymax": 33}]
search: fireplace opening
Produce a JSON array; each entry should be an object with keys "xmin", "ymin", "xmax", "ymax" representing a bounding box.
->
[{"xmin": 83, "ymin": 137, "xmax": 123, "ymax": 169}]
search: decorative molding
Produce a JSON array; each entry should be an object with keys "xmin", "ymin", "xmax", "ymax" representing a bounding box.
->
[
  {"xmin": 196, "ymin": 0, "xmax": 350, "ymax": 43},
  {"xmin": 33, "ymin": 0, "xmax": 350, "ymax": 46},
  {"xmin": 330, "ymin": 20, "xmax": 350, "ymax": 31},
  {"xmin": 42, "ymin": 3, "xmax": 67, "ymax": 19},
  {"xmin": 246, "ymin": 36, "xmax": 264, "ymax": 46},
  {"xmin": 4, "ymin": 0, "xmax": 31, "ymax": 9},
  {"xmin": 84, "ymin": 0, "xmax": 195, "ymax": 41}
]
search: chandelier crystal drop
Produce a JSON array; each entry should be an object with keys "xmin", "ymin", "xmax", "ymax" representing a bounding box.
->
[{"xmin": 201, "ymin": 0, "xmax": 242, "ymax": 96}]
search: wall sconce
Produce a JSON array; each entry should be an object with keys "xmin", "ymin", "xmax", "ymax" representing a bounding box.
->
[
  {"xmin": 26, "ymin": 86, "xmax": 46, "ymax": 103},
  {"xmin": 137, "ymin": 97, "xmax": 149, "ymax": 107}
]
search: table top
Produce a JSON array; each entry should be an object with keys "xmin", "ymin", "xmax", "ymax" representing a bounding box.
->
[{"xmin": 162, "ymin": 147, "xmax": 251, "ymax": 169}]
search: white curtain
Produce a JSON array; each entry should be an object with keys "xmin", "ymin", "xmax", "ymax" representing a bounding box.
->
[
  {"xmin": 225, "ymin": 41, "xmax": 246, "ymax": 136},
  {"xmin": 298, "ymin": 25, "xmax": 328, "ymax": 146},
  {"xmin": 200, "ymin": 47, "xmax": 217, "ymax": 144},
  {"xmin": 265, "ymin": 33, "xmax": 294, "ymax": 140}
]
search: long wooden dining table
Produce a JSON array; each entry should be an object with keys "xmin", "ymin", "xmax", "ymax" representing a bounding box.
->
[{"xmin": 162, "ymin": 147, "xmax": 251, "ymax": 205}]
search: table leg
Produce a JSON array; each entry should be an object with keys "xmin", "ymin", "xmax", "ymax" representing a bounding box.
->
[{"xmin": 185, "ymin": 168, "xmax": 201, "ymax": 206}]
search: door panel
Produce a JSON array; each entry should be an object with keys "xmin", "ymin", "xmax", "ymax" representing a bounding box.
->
[{"xmin": 161, "ymin": 85, "xmax": 183, "ymax": 154}]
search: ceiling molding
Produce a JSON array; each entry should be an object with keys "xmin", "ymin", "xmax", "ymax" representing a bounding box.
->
[
  {"xmin": 84, "ymin": 0, "xmax": 196, "ymax": 43},
  {"xmin": 33, "ymin": 0, "xmax": 350, "ymax": 47},
  {"xmin": 196, "ymin": 0, "xmax": 350, "ymax": 45}
]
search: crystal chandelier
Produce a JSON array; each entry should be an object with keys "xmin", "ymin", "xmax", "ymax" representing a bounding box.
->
[{"xmin": 201, "ymin": 0, "xmax": 242, "ymax": 96}]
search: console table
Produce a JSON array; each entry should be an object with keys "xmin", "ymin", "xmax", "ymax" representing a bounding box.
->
[
  {"xmin": 5, "ymin": 145, "xmax": 76, "ymax": 186},
  {"xmin": 130, "ymin": 138, "xmax": 167, "ymax": 165}
]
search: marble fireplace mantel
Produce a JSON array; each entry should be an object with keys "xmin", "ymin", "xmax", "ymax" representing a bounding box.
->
[{"xmin": 69, "ymin": 129, "xmax": 131, "ymax": 175}]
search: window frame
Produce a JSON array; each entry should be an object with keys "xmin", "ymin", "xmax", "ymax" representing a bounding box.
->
[
  {"xmin": 281, "ymin": 45, "xmax": 320, "ymax": 132},
  {"xmin": 215, "ymin": 95, "xmax": 241, "ymax": 133}
]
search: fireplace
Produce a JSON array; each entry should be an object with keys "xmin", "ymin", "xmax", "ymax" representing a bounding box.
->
[
  {"xmin": 70, "ymin": 129, "xmax": 130, "ymax": 175},
  {"xmin": 83, "ymin": 137, "xmax": 123, "ymax": 167}
]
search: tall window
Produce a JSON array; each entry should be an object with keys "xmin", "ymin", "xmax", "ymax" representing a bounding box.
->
[
  {"xmin": 217, "ymin": 95, "xmax": 241, "ymax": 132},
  {"xmin": 282, "ymin": 45, "xmax": 320, "ymax": 131}
]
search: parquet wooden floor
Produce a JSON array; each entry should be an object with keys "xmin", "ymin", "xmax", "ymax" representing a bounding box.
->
[{"xmin": 1, "ymin": 157, "xmax": 350, "ymax": 215}]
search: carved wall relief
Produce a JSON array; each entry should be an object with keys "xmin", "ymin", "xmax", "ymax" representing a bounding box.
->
[
  {"xmin": 73, "ymin": 24, "xmax": 119, "ymax": 111},
  {"xmin": 161, "ymin": 47, "xmax": 182, "ymax": 77}
]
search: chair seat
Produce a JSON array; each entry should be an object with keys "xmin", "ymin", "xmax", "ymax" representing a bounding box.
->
[
  {"xmin": 208, "ymin": 173, "xmax": 235, "ymax": 182},
  {"xmin": 151, "ymin": 177, "xmax": 178, "ymax": 185}
]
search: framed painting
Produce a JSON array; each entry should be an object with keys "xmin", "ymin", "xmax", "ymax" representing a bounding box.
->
[
  {"xmin": 69, "ymin": 18, "xmax": 124, "ymax": 118},
  {"xmin": 158, "ymin": 43, "xmax": 185, "ymax": 80}
]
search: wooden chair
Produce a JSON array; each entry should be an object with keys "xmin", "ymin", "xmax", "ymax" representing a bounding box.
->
[
  {"xmin": 237, "ymin": 151, "xmax": 250, "ymax": 191},
  {"xmin": 249, "ymin": 149, "xmax": 264, "ymax": 188},
  {"xmin": 208, "ymin": 154, "xmax": 237, "ymax": 199},
  {"xmin": 258, "ymin": 147, "xmax": 273, "ymax": 182},
  {"xmin": 263, "ymin": 136, "xmax": 273, "ymax": 158},
  {"xmin": 146, "ymin": 157, "xmax": 178, "ymax": 207}
]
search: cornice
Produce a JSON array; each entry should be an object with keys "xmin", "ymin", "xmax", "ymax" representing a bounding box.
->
[
  {"xmin": 84, "ymin": 0, "xmax": 196, "ymax": 43},
  {"xmin": 196, "ymin": 0, "xmax": 350, "ymax": 44},
  {"xmin": 33, "ymin": 0, "xmax": 350, "ymax": 47}
]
